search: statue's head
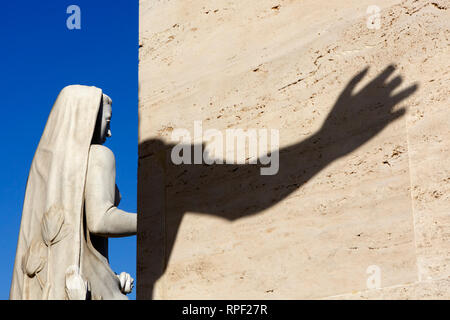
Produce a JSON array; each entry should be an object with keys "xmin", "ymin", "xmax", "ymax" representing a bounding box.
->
[{"xmin": 92, "ymin": 93, "xmax": 112, "ymax": 145}]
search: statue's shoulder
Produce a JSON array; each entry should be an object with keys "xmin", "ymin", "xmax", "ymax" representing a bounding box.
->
[{"xmin": 89, "ymin": 144, "xmax": 115, "ymax": 167}]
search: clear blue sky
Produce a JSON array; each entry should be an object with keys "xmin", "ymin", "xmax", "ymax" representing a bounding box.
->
[{"xmin": 0, "ymin": 1, "xmax": 138, "ymax": 299}]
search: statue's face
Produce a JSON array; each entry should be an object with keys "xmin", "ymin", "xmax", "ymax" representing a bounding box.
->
[{"xmin": 98, "ymin": 100, "xmax": 112, "ymax": 144}]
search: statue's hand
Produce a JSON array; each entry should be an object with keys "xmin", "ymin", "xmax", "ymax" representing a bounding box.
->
[
  {"xmin": 117, "ymin": 272, "xmax": 134, "ymax": 294},
  {"xmin": 318, "ymin": 65, "xmax": 417, "ymax": 158}
]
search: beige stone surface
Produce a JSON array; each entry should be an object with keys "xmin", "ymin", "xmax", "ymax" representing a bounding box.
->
[
  {"xmin": 138, "ymin": 0, "xmax": 449, "ymax": 299},
  {"xmin": 327, "ymin": 278, "xmax": 450, "ymax": 299}
]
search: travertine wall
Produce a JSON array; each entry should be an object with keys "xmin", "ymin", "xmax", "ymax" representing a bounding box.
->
[{"xmin": 138, "ymin": 0, "xmax": 449, "ymax": 299}]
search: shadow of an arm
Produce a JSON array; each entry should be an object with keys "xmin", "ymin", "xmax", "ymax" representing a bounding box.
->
[{"xmin": 140, "ymin": 65, "xmax": 418, "ymax": 221}]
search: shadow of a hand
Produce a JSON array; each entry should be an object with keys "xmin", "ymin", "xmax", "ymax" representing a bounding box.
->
[{"xmin": 318, "ymin": 65, "xmax": 418, "ymax": 158}]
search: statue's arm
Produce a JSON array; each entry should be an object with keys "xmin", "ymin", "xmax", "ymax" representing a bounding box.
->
[{"xmin": 85, "ymin": 145, "xmax": 137, "ymax": 237}]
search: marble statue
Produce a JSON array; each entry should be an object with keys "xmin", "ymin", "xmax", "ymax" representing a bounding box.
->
[{"xmin": 10, "ymin": 85, "xmax": 137, "ymax": 300}]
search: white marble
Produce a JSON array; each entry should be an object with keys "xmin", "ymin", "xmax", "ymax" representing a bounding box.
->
[{"xmin": 11, "ymin": 85, "xmax": 137, "ymax": 300}]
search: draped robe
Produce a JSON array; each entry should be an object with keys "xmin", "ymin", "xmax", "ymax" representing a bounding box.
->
[{"xmin": 10, "ymin": 85, "xmax": 126, "ymax": 300}]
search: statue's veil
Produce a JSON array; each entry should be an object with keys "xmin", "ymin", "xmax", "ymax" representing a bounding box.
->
[{"xmin": 10, "ymin": 85, "xmax": 102, "ymax": 299}]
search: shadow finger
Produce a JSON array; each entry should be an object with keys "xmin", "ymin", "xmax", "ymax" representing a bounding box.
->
[{"xmin": 390, "ymin": 83, "xmax": 419, "ymax": 107}]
